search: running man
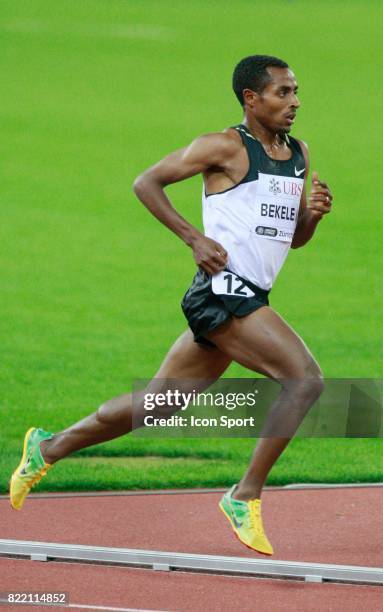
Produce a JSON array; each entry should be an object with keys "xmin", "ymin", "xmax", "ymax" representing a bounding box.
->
[{"xmin": 10, "ymin": 55, "xmax": 332, "ymax": 556}]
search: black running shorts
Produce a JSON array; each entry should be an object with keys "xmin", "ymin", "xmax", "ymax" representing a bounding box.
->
[{"xmin": 181, "ymin": 269, "xmax": 270, "ymax": 347}]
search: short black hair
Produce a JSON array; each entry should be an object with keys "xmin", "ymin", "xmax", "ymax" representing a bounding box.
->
[{"xmin": 232, "ymin": 55, "xmax": 289, "ymax": 106}]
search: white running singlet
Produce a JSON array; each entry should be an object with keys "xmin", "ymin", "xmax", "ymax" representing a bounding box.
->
[{"xmin": 202, "ymin": 124, "xmax": 305, "ymax": 291}]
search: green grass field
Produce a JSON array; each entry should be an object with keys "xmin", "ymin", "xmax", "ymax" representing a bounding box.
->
[{"xmin": 1, "ymin": 0, "xmax": 382, "ymax": 493}]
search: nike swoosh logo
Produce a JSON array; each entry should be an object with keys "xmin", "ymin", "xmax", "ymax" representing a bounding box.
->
[
  {"xmin": 20, "ymin": 457, "xmax": 32, "ymax": 475},
  {"xmin": 294, "ymin": 167, "xmax": 305, "ymax": 177},
  {"xmin": 231, "ymin": 514, "xmax": 243, "ymax": 529}
]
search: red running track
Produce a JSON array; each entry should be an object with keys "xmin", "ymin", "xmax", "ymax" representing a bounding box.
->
[
  {"xmin": 1, "ymin": 487, "xmax": 382, "ymax": 566},
  {"xmin": 1, "ymin": 487, "xmax": 382, "ymax": 610},
  {"xmin": 1, "ymin": 557, "xmax": 382, "ymax": 612}
]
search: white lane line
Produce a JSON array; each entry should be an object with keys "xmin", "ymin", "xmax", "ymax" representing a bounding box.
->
[
  {"xmin": 283, "ymin": 482, "xmax": 383, "ymax": 489},
  {"xmin": 68, "ymin": 604, "xmax": 166, "ymax": 612},
  {"xmin": 0, "ymin": 600, "xmax": 165, "ymax": 612},
  {"xmin": 1, "ymin": 483, "xmax": 381, "ymax": 503}
]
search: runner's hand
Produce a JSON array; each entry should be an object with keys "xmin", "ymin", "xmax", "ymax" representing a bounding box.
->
[
  {"xmin": 308, "ymin": 171, "xmax": 333, "ymax": 218},
  {"xmin": 191, "ymin": 235, "xmax": 228, "ymax": 275}
]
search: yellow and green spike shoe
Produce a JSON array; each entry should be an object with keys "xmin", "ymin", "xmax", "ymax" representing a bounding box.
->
[
  {"xmin": 219, "ymin": 484, "xmax": 273, "ymax": 555},
  {"xmin": 10, "ymin": 427, "xmax": 53, "ymax": 511}
]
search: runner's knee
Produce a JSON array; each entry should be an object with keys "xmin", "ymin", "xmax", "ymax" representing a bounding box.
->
[
  {"xmin": 298, "ymin": 375, "xmax": 324, "ymax": 403},
  {"xmin": 282, "ymin": 360, "xmax": 324, "ymax": 403},
  {"xmin": 305, "ymin": 360, "xmax": 324, "ymax": 400},
  {"xmin": 96, "ymin": 396, "xmax": 133, "ymax": 425},
  {"xmin": 96, "ymin": 401, "xmax": 115, "ymax": 424}
]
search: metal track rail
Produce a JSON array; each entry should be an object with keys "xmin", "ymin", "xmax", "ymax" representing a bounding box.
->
[{"xmin": 1, "ymin": 539, "xmax": 382, "ymax": 585}]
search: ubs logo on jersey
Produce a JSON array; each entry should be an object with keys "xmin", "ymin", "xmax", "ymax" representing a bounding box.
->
[
  {"xmin": 282, "ymin": 181, "xmax": 303, "ymax": 197},
  {"xmin": 269, "ymin": 178, "xmax": 281, "ymax": 195},
  {"xmin": 268, "ymin": 177, "xmax": 302, "ymax": 197}
]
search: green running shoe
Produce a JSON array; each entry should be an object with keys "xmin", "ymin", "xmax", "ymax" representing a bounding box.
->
[
  {"xmin": 219, "ymin": 484, "xmax": 273, "ymax": 555},
  {"xmin": 10, "ymin": 427, "xmax": 53, "ymax": 510}
]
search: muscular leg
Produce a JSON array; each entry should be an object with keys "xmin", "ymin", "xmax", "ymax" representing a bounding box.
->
[
  {"xmin": 40, "ymin": 330, "xmax": 231, "ymax": 464},
  {"xmin": 205, "ymin": 306, "xmax": 323, "ymax": 501}
]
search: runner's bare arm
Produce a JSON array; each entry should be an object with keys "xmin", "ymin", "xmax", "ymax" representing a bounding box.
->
[
  {"xmin": 133, "ymin": 133, "xmax": 240, "ymax": 274},
  {"xmin": 291, "ymin": 141, "xmax": 333, "ymax": 249}
]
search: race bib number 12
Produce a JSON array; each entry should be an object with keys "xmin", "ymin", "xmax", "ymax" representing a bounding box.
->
[{"xmin": 212, "ymin": 271, "xmax": 255, "ymax": 297}]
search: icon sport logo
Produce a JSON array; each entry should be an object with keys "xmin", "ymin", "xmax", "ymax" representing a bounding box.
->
[{"xmin": 294, "ymin": 166, "xmax": 305, "ymax": 177}]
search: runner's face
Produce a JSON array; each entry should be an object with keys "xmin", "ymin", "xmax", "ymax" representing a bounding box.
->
[{"xmin": 245, "ymin": 67, "xmax": 300, "ymax": 133}]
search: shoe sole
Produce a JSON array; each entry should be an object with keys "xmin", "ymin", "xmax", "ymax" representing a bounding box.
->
[
  {"xmin": 10, "ymin": 427, "xmax": 35, "ymax": 510},
  {"xmin": 219, "ymin": 500, "xmax": 273, "ymax": 556}
]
